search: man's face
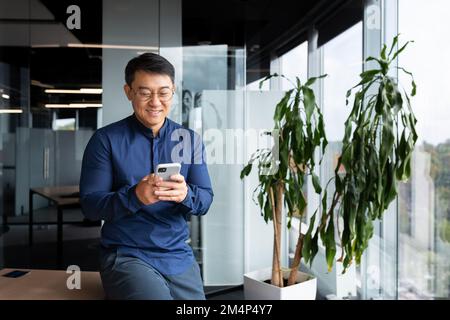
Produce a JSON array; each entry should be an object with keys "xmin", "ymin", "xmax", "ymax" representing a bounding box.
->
[{"xmin": 124, "ymin": 70, "xmax": 174, "ymax": 129}]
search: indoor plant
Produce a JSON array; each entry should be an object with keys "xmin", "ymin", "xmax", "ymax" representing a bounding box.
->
[
  {"xmin": 240, "ymin": 35, "xmax": 417, "ymax": 298},
  {"xmin": 240, "ymin": 72, "xmax": 328, "ymax": 296},
  {"xmin": 302, "ymin": 35, "xmax": 417, "ymax": 273}
]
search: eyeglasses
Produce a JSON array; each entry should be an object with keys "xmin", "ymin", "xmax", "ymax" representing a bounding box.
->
[{"xmin": 132, "ymin": 87, "xmax": 174, "ymax": 102}]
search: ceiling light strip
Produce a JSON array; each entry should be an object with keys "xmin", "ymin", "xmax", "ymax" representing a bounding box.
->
[
  {"xmin": 45, "ymin": 104, "xmax": 102, "ymax": 108},
  {"xmin": 67, "ymin": 43, "xmax": 158, "ymax": 51},
  {"xmin": 45, "ymin": 88, "xmax": 102, "ymax": 94},
  {"xmin": 0, "ymin": 109, "xmax": 23, "ymax": 114}
]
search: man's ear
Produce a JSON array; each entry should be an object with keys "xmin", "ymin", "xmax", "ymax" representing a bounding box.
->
[{"xmin": 124, "ymin": 84, "xmax": 132, "ymax": 101}]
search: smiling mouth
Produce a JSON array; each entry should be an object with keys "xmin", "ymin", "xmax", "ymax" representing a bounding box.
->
[{"xmin": 146, "ymin": 109, "xmax": 162, "ymax": 116}]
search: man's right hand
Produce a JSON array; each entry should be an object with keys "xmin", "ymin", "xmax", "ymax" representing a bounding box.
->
[{"xmin": 135, "ymin": 174, "xmax": 163, "ymax": 205}]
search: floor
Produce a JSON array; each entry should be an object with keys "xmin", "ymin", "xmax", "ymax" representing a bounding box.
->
[{"xmin": 0, "ymin": 207, "xmax": 244, "ymax": 299}]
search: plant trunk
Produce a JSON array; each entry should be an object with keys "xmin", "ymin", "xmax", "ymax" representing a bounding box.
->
[
  {"xmin": 276, "ymin": 183, "xmax": 284, "ymax": 285},
  {"xmin": 288, "ymin": 233, "xmax": 304, "ymax": 286},
  {"xmin": 270, "ymin": 184, "xmax": 284, "ymax": 287},
  {"xmin": 271, "ymin": 234, "xmax": 282, "ymax": 287}
]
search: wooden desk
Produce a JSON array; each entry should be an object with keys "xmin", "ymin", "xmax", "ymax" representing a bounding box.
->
[
  {"xmin": 0, "ymin": 268, "xmax": 104, "ymax": 300},
  {"xmin": 29, "ymin": 185, "xmax": 80, "ymax": 267}
]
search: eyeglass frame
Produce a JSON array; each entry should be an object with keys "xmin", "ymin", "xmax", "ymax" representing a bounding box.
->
[{"xmin": 130, "ymin": 86, "xmax": 175, "ymax": 103}]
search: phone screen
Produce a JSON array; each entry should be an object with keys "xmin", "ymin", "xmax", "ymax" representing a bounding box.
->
[{"xmin": 2, "ymin": 270, "xmax": 30, "ymax": 278}]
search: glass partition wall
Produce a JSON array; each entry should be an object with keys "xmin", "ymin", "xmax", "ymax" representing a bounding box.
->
[
  {"xmin": 181, "ymin": 44, "xmax": 246, "ymax": 285},
  {"xmin": 0, "ymin": 0, "xmax": 248, "ymax": 285},
  {"xmin": 1, "ymin": 0, "xmax": 118, "ymax": 271}
]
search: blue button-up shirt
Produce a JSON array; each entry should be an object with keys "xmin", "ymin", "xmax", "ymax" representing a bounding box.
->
[{"xmin": 79, "ymin": 114, "xmax": 214, "ymax": 275}]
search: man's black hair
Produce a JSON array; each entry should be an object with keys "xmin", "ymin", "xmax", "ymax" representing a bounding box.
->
[{"xmin": 125, "ymin": 53, "xmax": 175, "ymax": 86}]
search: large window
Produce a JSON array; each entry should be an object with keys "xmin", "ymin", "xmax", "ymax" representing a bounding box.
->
[
  {"xmin": 398, "ymin": 0, "xmax": 450, "ymax": 299},
  {"xmin": 280, "ymin": 42, "xmax": 308, "ymax": 90},
  {"xmin": 282, "ymin": 41, "xmax": 309, "ymax": 222},
  {"xmin": 323, "ymin": 22, "xmax": 362, "ymax": 142},
  {"xmin": 320, "ymin": 21, "xmax": 363, "ymax": 297}
]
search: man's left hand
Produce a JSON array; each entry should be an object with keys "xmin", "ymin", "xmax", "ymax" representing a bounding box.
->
[{"xmin": 154, "ymin": 174, "xmax": 188, "ymax": 203}]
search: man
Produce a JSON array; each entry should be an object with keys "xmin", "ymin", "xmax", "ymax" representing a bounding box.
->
[{"xmin": 79, "ymin": 53, "xmax": 214, "ymax": 300}]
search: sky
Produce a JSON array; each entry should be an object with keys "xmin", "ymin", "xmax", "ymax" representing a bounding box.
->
[{"xmin": 398, "ymin": 0, "xmax": 450, "ymax": 146}]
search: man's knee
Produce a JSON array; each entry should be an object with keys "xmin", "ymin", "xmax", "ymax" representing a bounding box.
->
[
  {"xmin": 167, "ymin": 261, "xmax": 205, "ymax": 300},
  {"xmin": 101, "ymin": 255, "xmax": 173, "ymax": 300}
]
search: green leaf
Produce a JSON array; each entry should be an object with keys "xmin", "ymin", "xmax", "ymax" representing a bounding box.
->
[
  {"xmin": 324, "ymin": 216, "xmax": 336, "ymax": 272},
  {"xmin": 302, "ymin": 211, "xmax": 317, "ymax": 265},
  {"xmin": 380, "ymin": 44, "xmax": 387, "ymax": 60},
  {"xmin": 312, "ymin": 172, "xmax": 322, "ymax": 194},
  {"xmin": 318, "ymin": 115, "xmax": 328, "ymax": 156},
  {"xmin": 295, "ymin": 123, "xmax": 303, "ymax": 149},
  {"xmin": 360, "ymin": 69, "xmax": 381, "ymax": 79},
  {"xmin": 411, "ymin": 79, "xmax": 417, "ymax": 96},
  {"xmin": 321, "ymin": 190, "xmax": 327, "ymax": 216},
  {"xmin": 366, "ymin": 56, "xmax": 388, "ymax": 74},
  {"xmin": 274, "ymin": 90, "xmax": 292, "ymax": 122},
  {"xmin": 263, "ymin": 198, "xmax": 272, "ymax": 223},
  {"xmin": 257, "ymin": 191, "xmax": 264, "ymax": 209},
  {"xmin": 304, "ymin": 74, "xmax": 327, "ymax": 87},
  {"xmin": 365, "ymin": 56, "xmax": 382, "ymax": 64},
  {"xmin": 287, "ymin": 183, "xmax": 297, "ymax": 214},
  {"xmin": 409, "ymin": 113, "xmax": 418, "ymax": 141},
  {"xmin": 240, "ymin": 163, "xmax": 252, "ymax": 179},
  {"xmin": 297, "ymin": 186, "xmax": 307, "ymax": 214},
  {"xmin": 380, "ymin": 115, "xmax": 394, "ymax": 168},
  {"xmin": 391, "ymin": 41, "xmax": 412, "ymax": 62},
  {"xmin": 388, "ymin": 34, "xmax": 399, "ymax": 57},
  {"xmin": 310, "ymin": 231, "xmax": 319, "ymax": 267},
  {"xmin": 384, "ymin": 160, "xmax": 398, "ymax": 207},
  {"xmin": 396, "ymin": 66, "xmax": 417, "ymax": 97},
  {"xmin": 345, "ymin": 89, "xmax": 352, "ymax": 105},
  {"xmin": 259, "ymin": 73, "xmax": 279, "ymax": 90},
  {"xmin": 302, "ymin": 87, "xmax": 316, "ymax": 122}
]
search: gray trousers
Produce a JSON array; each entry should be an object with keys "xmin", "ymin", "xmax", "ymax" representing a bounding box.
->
[{"xmin": 99, "ymin": 248, "xmax": 206, "ymax": 300}]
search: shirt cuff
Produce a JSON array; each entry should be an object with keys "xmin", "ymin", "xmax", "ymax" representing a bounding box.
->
[
  {"xmin": 180, "ymin": 184, "xmax": 195, "ymax": 211},
  {"xmin": 127, "ymin": 184, "xmax": 145, "ymax": 214}
]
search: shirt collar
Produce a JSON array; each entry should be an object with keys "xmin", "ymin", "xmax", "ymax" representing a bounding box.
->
[{"xmin": 130, "ymin": 113, "xmax": 169, "ymax": 139}]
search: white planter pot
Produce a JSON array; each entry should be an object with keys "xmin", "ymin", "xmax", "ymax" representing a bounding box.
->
[{"xmin": 244, "ymin": 267, "xmax": 317, "ymax": 300}]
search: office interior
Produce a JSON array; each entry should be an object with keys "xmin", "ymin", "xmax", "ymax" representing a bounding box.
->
[{"xmin": 0, "ymin": 0, "xmax": 449, "ymax": 300}]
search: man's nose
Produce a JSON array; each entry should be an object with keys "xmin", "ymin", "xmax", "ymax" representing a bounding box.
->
[{"xmin": 148, "ymin": 93, "xmax": 162, "ymax": 105}]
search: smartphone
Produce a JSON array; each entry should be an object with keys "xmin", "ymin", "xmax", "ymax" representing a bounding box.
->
[
  {"xmin": 155, "ymin": 163, "xmax": 181, "ymax": 181},
  {"xmin": 2, "ymin": 270, "xmax": 30, "ymax": 278}
]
